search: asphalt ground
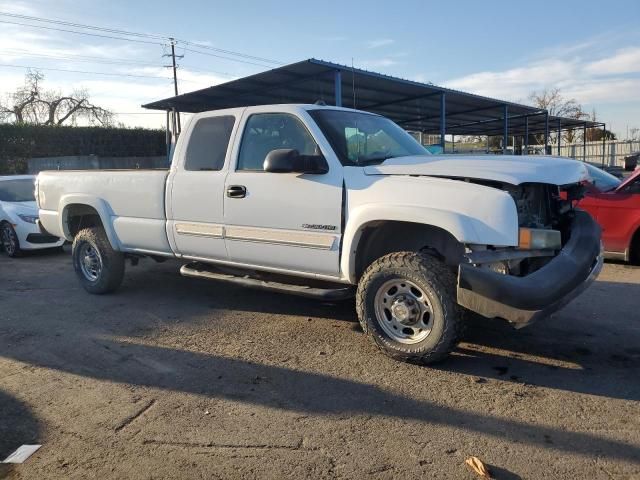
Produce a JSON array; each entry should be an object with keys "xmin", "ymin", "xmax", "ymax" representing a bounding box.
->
[{"xmin": 0, "ymin": 248, "xmax": 639, "ymax": 479}]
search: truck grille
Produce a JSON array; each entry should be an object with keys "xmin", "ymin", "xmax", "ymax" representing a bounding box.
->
[{"xmin": 503, "ymin": 183, "xmax": 559, "ymax": 229}]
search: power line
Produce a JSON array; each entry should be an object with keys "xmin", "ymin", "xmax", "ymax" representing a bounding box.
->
[
  {"xmin": 0, "ymin": 62, "xmax": 226, "ymax": 86},
  {"xmin": 0, "ymin": 19, "xmax": 163, "ymax": 45},
  {"xmin": 0, "ymin": 49, "xmax": 163, "ymax": 68},
  {"xmin": 0, "ymin": 63, "xmax": 174, "ymax": 80},
  {"xmin": 0, "ymin": 48, "xmax": 236, "ymax": 77},
  {"xmin": 0, "ymin": 11, "xmax": 283, "ymax": 65},
  {"xmin": 182, "ymin": 47, "xmax": 275, "ymax": 68},
  {"xmin": 0, "ymin": 11, "xmax": 168, "ymax": 40},
  {"xmin": 1, "ymin": 18, "xmax": 278, "ymax": 68},
  {"xmin": 179, "ymin": 40, "xmax": 283, "ymax": 65}
]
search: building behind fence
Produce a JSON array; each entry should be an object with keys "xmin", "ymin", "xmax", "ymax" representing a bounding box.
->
[{"xmin": 554, "ymin": 140, "xmax": 640, "ymax": 166}]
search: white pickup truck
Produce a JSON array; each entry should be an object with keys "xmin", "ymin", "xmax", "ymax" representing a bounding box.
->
[{"xmin": 36, "ymin": 104, "xmax": 602, "ymax": 363}]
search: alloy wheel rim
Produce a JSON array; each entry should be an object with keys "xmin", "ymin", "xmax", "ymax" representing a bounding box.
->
[
  {"xmin": 78, "ymin": 242, "xmax": 102, "ymax": 282},
  {"xmin": 374, "ymin": 278, "xmax": 434, "ymax": 344},
  {"xmin": 2, "ymin": 226, "xmax": 15, "ymax": 255}
]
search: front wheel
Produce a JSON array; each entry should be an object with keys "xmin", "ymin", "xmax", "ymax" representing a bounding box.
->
[
  {"xmin": 1, "ymin": 222, "xmax": 21, "ymax": 257},
  {"xmin": 356, "ymin": 252, "xmax": 462, "ymax": 364},
  {"xmin": 72, "ymin": 227, "xmax": 125, "ymax": 294}
]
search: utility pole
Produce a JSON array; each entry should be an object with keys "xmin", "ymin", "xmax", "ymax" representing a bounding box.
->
[{"xmin": 163, "ymin": 38, "xmax": 184, "ymax": 133}]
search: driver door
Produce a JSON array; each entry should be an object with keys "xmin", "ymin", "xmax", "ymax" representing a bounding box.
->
[{"xmin": 223, "ymin": 111, "xmax": 343, "ymax": 276}]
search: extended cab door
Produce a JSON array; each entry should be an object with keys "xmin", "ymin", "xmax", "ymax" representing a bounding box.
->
[
  {"xmin": 223, "ymin": 109, "xmax": 343, "ymax": 276},
  {"xmin": 167, "ymin": 112, "xmax": 239, "ymax": 260}
]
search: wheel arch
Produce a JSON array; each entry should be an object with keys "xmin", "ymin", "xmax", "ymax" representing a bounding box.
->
[
  {"xmin": 60, "ymin": 195, "xmax": 119, "ymax": 249},
  {"xmin": 345, "ymin": 218, "xmax": 465, "ymax": 283}
]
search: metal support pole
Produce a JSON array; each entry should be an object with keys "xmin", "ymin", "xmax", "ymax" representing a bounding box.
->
[
  {"xmin": 486, "ymin": 136, "xmax": 489, "ymax": 153},
  {"xmin": 524, "ymin": 116, "xmax": 529, "ymax": 155},
  {"xmin": 583, "ymin": 123, "xmax": 587, "ymax": 162},
  {"xmin": 544, "ymin": 112, "xmax": 549, "ymax": 154},
  {"xmin": 168, "ymin": 38, "xmax": 181, "ymax": 134},
  {"xmin": 502, "ymin": 105, "xmax": 508, "ymax": 154},
  {"xmin": 334, "ymin": 70, "xmax": 342, "ymax": 107},
  {"xmin": 440, "ymin": 93, "xmax": 446, "ymax": 152},
  {"xmin": 165, "ymin": 110, "xmax": 171, "ymax": 165},
  {"xmin": 602, "ymin": 123, "xmax": 606, "ymax": 166},
  {"xmin": 557, "ymin": 118, "xmax": 562, "ymax": 156}
]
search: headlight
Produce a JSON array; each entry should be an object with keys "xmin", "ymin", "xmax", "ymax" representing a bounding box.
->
[
  {"xmin": 18, "ymin": 214, "xmax": 39, "ymax": 224},
  {"xmin": 519, "ymin": 228, "xmax": 561, "ymax": 250}
]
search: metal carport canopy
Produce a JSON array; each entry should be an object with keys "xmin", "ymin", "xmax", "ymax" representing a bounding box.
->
[{"xmin": 142, "ymin": 58, "xmax": 600, "ymax": 137}]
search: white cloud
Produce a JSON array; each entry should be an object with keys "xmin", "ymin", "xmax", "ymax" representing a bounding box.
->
[
  {"xmin": 444, "ymin": 39, "xmax": 640, "ymax": 136},
  {"xmin": 0, "ymin": 0, "xmax": 39, "ymax": 15},
  {"xmin": 358, "ymin": 58, "xmax": 399, "ymax": 69},
  {"xmin": 584, "ymin": 47, "xmax": 640, "ymax": 75},
  {"xmin": 445, "ymin": 51, "xmax": 640, "ymax": 105},
  {"xmin": 366, "ymin": 38, "xmax": 394, "ymax": 49}
]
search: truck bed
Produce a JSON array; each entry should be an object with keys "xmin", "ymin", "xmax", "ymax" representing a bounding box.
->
[{"xmin": 37, "ymin": 170, "xmax": 172, "ymax": 255}]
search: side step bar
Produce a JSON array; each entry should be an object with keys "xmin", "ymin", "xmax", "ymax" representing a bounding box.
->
[{"xmin": 180, "ymin": 263, "xmax": 355, "ymax": 301}]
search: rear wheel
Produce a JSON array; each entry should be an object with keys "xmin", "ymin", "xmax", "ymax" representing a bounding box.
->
[
  {"xmin": 356, "ymin": 251, "xmax": 462, "ymax": 364},
  {"xmin": 72, "ymin": 227, "xmax": 125, "ymax": 294},
  {"xmin": 1, "ymin": 222, "xmax": 21, "ymax": 258}
]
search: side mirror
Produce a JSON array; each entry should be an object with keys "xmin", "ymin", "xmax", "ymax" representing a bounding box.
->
[{"xmin": 263, "ymin": 149, "xmax": 328, "ymax": 174}]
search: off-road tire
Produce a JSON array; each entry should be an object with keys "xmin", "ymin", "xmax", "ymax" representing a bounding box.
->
[
  {"xmin": 72, "ymin": 227, "xmax": 125, "ymax": 294},
  {"xmin": 356, "ymin": 251, "xmax": 462, "ymax": 364},
  {"xmin": 1, "ymin": 222, "xmax": 21, "ymax": 258}
]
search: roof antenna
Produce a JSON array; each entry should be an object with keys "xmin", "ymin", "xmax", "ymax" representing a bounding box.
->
[{"xmin": 351, "ymin": 57, "xmax": 356, "ymax": 109}]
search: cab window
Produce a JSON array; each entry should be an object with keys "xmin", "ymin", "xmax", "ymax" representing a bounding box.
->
[
  {"xmin": 237, "ymin": 113, "xmax": 319, "ymax": 171},
  {"xmin": 184, "ymin": 116, "xmax": 235, "ymax": 171}
]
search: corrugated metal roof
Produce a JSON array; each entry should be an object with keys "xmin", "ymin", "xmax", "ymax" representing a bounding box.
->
[{"xmin": 143, "ymin": 58, "xmax": 600, "ymax": 136}]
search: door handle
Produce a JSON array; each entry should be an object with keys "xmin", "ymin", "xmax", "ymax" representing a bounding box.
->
[{"xmin": 226, "ymin": 185, "xmax": 247, "ymax": 198}]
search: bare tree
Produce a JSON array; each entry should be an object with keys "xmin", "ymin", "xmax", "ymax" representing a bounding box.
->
[
  {"xmin": 584, "ymin": 109, "xmax": 616, "ymax": 142},
  {"xmin": 0, "ymin": 70, "xmax": 113, "ymax": 126},
  {"xmin": 529, "ymin": 88, "xmax": 588, "ymax": 144}
]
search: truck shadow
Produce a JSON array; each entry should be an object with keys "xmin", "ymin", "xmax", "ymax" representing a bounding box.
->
[
  {"xmin": 1, "ymin": 258, "xmax": 638, "ymax": 467},
  {"xmin": 122, "ymin": 266, "xmax": 640, "ymax": 402},
  {"xmin": 1, "ymin": 337, "xmax": 639, "ymax": 465}
]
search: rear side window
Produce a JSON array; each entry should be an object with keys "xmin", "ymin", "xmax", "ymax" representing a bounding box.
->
[{"xmin": 184, "ymin": 116, "xmax": 235, "ymax": 171}]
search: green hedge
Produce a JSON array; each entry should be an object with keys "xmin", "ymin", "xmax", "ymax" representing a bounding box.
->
[{"xmin": 0, "ymin": 124, "xmax": 166, "ymax": 174}]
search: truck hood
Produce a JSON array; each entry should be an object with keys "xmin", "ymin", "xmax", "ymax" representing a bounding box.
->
[{"xmin": 363, "ymin": 154, "xmax": 589, "ymax": 186}]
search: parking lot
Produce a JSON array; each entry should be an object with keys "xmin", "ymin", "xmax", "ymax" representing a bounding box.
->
[{"xmin": 1, "ymin": 248, "xmax": 639, "ymax": 479}]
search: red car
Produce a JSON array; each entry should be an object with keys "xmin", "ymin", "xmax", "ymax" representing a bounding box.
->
[{"xmin": 578, "ymin": 165, "xmax": 640, "ymax": 263}]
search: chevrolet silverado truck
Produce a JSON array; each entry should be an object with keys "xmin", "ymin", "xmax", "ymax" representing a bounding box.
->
[{"xmin": 36, "ymin": 104, "xmax": 603, "ymax": 363}]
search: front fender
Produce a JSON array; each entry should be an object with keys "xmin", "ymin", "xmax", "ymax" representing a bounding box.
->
[{"xmin": 341, "ymin": 202, "xmax": 518, "ymax": 283}]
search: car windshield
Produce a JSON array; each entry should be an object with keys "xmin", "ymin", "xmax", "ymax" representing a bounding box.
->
[
  {"xmin": 585, "ymin": 164, "xmax": 621, "ymax": 192},
  {"xmin": 0, "ymin": 178, "xmax": 35, "ymax": 202},
  {"xmin": 308, "ymin": 109, "xmax": 429, "ymax": 166}
]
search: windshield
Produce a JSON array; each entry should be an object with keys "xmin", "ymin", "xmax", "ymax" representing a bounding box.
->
[
  {"xmin": 585, "ymin": 164, "xmax": 621, "ymax": 192},
  {"xmin": 309, "ymin": 109, "xmax": 428, "ymax": 166},
  {"xmin": 0, "ymin": 178, "xmax": 35, "ymax": 202}
]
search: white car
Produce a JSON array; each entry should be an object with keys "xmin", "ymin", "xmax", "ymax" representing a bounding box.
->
[{"xmin": 0, "ymin": 175, "xmax": 64, "ymax": 257}]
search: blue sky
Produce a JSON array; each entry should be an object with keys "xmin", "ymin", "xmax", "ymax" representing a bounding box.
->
[{"xmin": 1, "ymin": 0, "xmax": 639, "ymax": 136}]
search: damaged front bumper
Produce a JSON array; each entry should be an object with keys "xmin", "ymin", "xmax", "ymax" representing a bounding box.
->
[{"xmin": 457, "ymin": 210, "xmax": 603, "ymax": 327}]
